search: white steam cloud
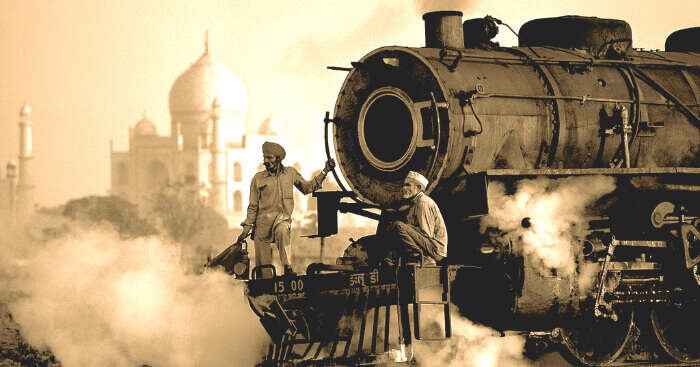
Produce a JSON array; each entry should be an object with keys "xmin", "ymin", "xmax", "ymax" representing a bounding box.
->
[
  {"xmin": 2, "ymin": 226, "xmax": 268, "ymax": 367},
  {"xmin": 411, "ymin": 177, "xmax": 617, "ymax": 367},
  {"xmin": 413, "ymin": 307, "xmax": 529, "ymax": 367},
  {"xmin": 482, "ymin": 176, "xmax": 616, "ymax": 277},
  {"xmin": 577, "ymin": 261, "xmax": 602, "ymax": 295}
]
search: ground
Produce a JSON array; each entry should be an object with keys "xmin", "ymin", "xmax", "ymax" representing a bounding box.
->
[{"xmin": 0, "ymin": 304, "xmax": 59, "ymax": 367}]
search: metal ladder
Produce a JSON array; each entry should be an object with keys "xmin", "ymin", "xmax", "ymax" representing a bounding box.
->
[{"xmin": 412, "ymin": 265, "xmax": 452, "ymax": 340}]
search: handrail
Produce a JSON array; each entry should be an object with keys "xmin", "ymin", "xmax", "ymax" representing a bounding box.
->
[
  {"xmin": 424, "ymin": 52, "xmax": 700, "ymax": 70},
  {"xmin": 323, "ymin": 112, "xmax": 360, "ymax": 203},
  {"xmin": 471, "ymin": 92, "xmax": 700, "ymax": 107}
]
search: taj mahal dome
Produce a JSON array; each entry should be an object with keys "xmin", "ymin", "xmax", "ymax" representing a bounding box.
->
[{"xmin": 110, "ymin": 35, "xmax": 310, "ymax": 227}]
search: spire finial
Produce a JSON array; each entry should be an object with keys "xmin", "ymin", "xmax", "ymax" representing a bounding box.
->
[
  {"xmin": 211, "ymin": 96, "xmax": 221, "ymax": 115},
  {"xmin": 204, "ymin": 29, "xmax": 209, "ymax": 54},
  {"xmin": 20, "ymin": 101, "xmax": 31, "ymax": 117}
]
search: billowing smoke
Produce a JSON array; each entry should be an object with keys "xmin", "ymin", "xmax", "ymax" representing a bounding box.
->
[
  {"xmin": 481, "ymin": 176, "xmax": 616, "ymax": 277},
  {"xmin": 577, "ymin": 261, "xmax": 602, "ymax": 295},
  {"xmin": 413, "ymin": 306, "xmax": 529, "ymax": 367},
  {"xmin": 353, "ymin": 303, "xmax": 527, "ymax": 366},
  {"xmin": 1, "ymin": 224, "xmax": 268, "ymax": 367}
]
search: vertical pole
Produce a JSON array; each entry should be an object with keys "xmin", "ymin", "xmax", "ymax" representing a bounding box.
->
[
  {"xmin": 6, "ymin": 161, "xmax": 17, "ymax": 226},
  {"xmin": 371, "ymin": 304, "xmax": 379, "ymax": 354},
  {"xmin": 17, "ymin": 104, "xmax": 34, "ymax": 220},
  {"xmin": 8, "ymin": 177, "xmax": 16, "ymax": 226},
  {"xmin": 384, "ymin": 305, "xmax": 391, "ymax": 352},
  {"xmin": 320, "ymin": 237, "xmax": 325, "ymax": 261},
  {"xmin": 620, "ymin": 106, "xmax": 631, "ymax": 168},
  {"xmin": 209, "ymin": 97, "xmax": 227, "ymax": 214}
]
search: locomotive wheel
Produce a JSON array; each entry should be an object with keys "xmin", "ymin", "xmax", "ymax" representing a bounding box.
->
[
  {"xmin": 651, "ymin": 303, "xmax": 700, "ymax": 363},
  {"xmin": 559, "ymin": 308, "xmax": 635, "ymax": 366}
]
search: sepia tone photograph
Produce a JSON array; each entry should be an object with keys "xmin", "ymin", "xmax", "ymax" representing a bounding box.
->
[{"xmin": 1, "ymin": 0, "xmax": 700, "ymax": 366}]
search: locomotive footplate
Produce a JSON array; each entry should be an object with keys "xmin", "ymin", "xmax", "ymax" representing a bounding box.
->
[{"xmin": 246, "ymin": 264, "xmax": 465, "ymax": 366}]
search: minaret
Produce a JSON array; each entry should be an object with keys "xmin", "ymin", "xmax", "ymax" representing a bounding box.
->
[
  {"xmin": 17, "ymin": 103, "xmax": 35, "ymax": 219},
  {"xmin": 6, "ymin": 160, "xmax": 17, "ymax": 223},
  {"xmin": 209, "ymin": 97, "xmax": 227, "ymax": 214}
]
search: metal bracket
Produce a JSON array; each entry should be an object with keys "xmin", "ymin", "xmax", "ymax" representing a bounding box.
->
[
  {"xmin": 681, "ymin": 223, "xmax": 700, "ymax": 269},
  {"xmin": 327, "ymin": 66, "xmax": 352, "ymax": 72},
  {"xmin": 439, "ymin": 47, "xmax": 463, "ymax": 72},
  {"xmin": 601, "ymin": 105, "xmax": 633, "ymax": 168},
  {"xmin": 594, "ymin": 238, "xmax": 618, "ymax": 320}
]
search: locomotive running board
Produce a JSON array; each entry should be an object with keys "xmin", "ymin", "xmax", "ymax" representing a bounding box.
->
[{"xmin": 247, "ymin": 265, "xmax": 469, "ymax": 366}]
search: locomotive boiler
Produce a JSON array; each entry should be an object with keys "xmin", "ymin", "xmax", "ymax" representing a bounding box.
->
[{"xmin": 242, "ymin": 11, "xmax": 700, "ymax": 367}]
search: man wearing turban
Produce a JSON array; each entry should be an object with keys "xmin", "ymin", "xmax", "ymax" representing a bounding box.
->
[{"xmin": 238, "ymin": 141, "xmax": 335, "ymax": 277}]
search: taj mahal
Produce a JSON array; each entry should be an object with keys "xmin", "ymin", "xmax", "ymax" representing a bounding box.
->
[{"xmin": 110, "ymin": 35, "xmax": 313, "ymax": 227}]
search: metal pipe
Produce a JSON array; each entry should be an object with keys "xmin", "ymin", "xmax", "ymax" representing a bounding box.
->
[
  {"xmin": 323, "ymin": 112, "xmax": 352, "ymax": 195},
  {"xmin": 619, "ymin": 277, "xmax": 663, "ymax": 283},
  {"xmin": 472, "ymin": 92, "xmax": 700, "ymax": 107},
  {"xmin": 327, "ymin": 66, "xmax": 353, "ymax": 72},
  {"xmin": 620, "ymin": 106, "xmax": 631, "ymax": 168},
  {"xmin": 428, "ymin": 52, "xmax": 700, "ymax": 69}
]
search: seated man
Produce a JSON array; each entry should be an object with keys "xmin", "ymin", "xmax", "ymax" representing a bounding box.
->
[{"xmin": 383, "ymin": 171, "xmax": 448, "ymax": 264}]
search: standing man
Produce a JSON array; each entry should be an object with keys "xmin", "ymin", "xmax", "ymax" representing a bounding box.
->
[
  {"xmin": 238, "ymin": 141, "xmax": 335, "ymax": 277},
  {"xmin": 384, "ymin": 171, "xmax": 448, "ymax": 264}
]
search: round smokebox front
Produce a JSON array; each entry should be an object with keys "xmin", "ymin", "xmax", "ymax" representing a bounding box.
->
[{"xmin": 358, "ymin": 87, "xmax": 419, "ymax": 172}]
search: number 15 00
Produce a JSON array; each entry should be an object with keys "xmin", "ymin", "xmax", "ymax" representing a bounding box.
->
[{"xmin": 275, "ymin": 279, "xmax": 304, "ymax": 293}]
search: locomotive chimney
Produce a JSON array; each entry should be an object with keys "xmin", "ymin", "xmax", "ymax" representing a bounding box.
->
[{"xmin": 423, "ymin": 11, "xmax": 464, "ymax": 49}]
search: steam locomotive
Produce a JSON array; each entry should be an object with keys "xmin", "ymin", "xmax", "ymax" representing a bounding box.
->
[{"xmin": 239, "ymin": 11, "xmax": 700, "ymax": 367}]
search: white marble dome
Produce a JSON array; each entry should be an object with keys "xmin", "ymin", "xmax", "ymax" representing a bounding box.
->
[
  {"xmin": 168, "ymin": 46, "xmax": 247, "ymax": 115},
  {"xmin": 134, "ymin": 114, "xmax": 157, "ymax": 136},
  {"xmin": 258, "ymin": 116, "xmax": 286, "ymax": 136}
]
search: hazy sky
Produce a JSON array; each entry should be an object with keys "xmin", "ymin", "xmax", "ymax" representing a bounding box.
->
[{"xmin": 1, "ymin": 0, "xmax": 698, "ymax": 206}]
